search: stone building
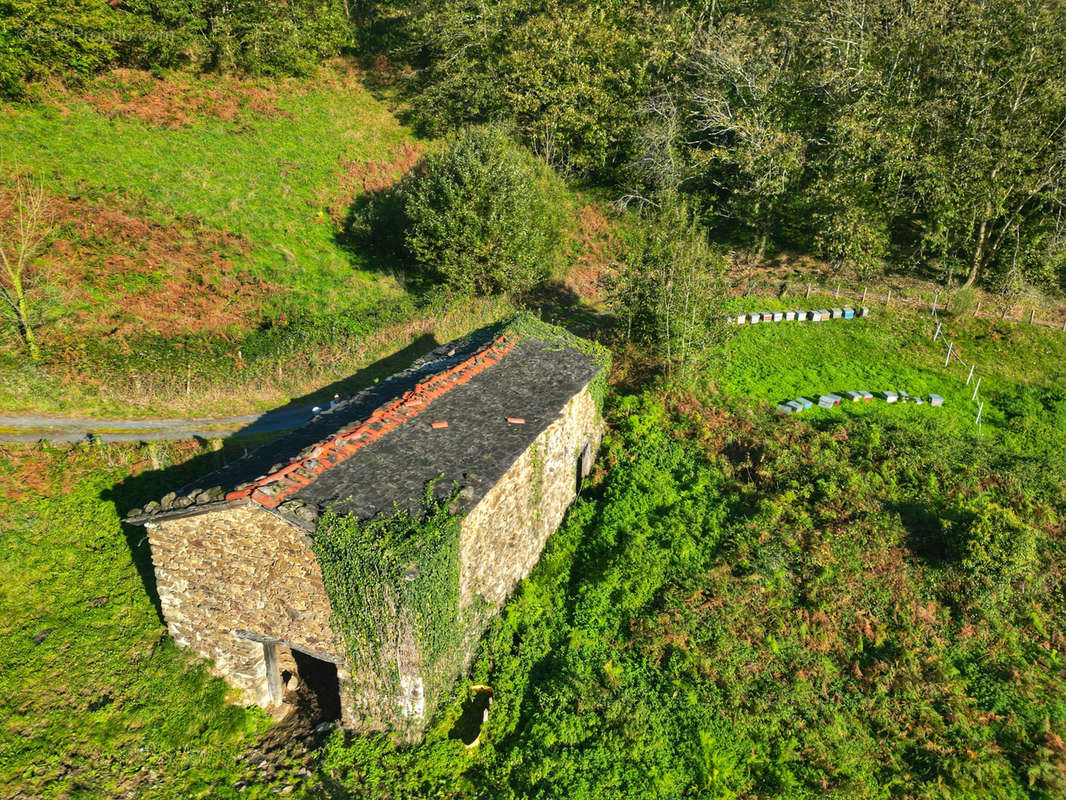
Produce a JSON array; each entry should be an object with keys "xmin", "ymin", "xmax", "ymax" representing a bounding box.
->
[{"xmin": 127, "ymin": 320, "xmax": 605, "ymax": 735}]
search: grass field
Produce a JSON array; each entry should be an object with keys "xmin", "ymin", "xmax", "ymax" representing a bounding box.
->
[
  {"xmin": 4, "ymin": 299, "xmax": 1065, "ymax": 799},
  {"xmin": 717, "ymin": 292, "xmax": 1066, "ymax": 461},
  {"xmin": 1, "ymin": 66, "xmax": 414, "ymax": 314},
  {"xmin": 0, "ymin": 439, "xmax": 273, "ymax": 799}
]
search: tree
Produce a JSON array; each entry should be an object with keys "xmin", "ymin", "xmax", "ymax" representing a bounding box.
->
[
  {"xmin": 609, "ymin": 196, "xmax": 729, "ymax": 385},
  {"xmin": 0, "ymin": 172, "xmax": 52, "ymax": 361},
  {"xmin": 684, "ymin": 16, "xmax": 808, "ymax": 261},
  {"xmin": 396, "ymin": 125, "xmax": 568, "ymax": 296}
]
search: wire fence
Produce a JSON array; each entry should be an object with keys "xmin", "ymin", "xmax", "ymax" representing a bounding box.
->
[
  {"xmin": 733, "ymin": 277, "xmax": 993, "ymax": 437},
  {"xmin": 928, "ymin": 310, "xmax": 986, "ymax": 437},
  {"xmin": 733, "ymin": 276, "xmax": 1066, "ymax": 333}
]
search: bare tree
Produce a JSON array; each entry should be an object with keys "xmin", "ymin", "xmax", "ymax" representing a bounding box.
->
[{"xmin": 0, "ymin": 172, "xmax": 51, "ymax": 361}]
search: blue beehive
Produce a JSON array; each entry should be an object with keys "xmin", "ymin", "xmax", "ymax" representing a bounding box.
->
[
  {"xmin": 796, "ymin": 397, "xmax": 814, "ymax": 409},
  {"xmin": 843, "ymin": 307, "xmax": 855, "ymax": 319}
]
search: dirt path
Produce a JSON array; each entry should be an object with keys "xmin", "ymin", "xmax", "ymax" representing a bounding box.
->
[{"xmin": 0, "ymin": 405, "xmax": 316, "ymax": 443}]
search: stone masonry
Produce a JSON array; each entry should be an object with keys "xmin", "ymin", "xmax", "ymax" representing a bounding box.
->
[{"xmin": 128, "ymin": 320, "xmax": 605, "ymax": 736}]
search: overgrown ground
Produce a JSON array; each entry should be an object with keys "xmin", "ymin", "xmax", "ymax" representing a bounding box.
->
[
  {"xmin": 4, "ymin": 302, "xmax": 1065, "ymax": 798},
  {"xmin": 0, "ymin": 62, "xmax": 613, "ymax": 419},
  {"xmin": 0, "ymin": 64, "xmax": 518, "ymax": 418}
]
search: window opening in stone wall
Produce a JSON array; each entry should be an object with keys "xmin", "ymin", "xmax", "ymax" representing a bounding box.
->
[{"xmin": 291, "ymin": 648, "xmax": 341, "ymax": 722}]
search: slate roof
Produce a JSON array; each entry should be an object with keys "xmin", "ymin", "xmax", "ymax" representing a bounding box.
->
[{"xmin": 127, "ymin": 322, "xmax": 602, "ymax": 527}]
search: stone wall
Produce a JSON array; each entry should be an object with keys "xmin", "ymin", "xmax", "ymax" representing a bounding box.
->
[
  {"xmin": 145, "ymin": 503, "xmax": 357, "ymax": 722},
  {"xmin": 146, "ymin": 379, "xmax": 601, "ymax": 735},
  {"xmin": 460, "ymin": 382, "xmax": 601, "ymax": 609}
]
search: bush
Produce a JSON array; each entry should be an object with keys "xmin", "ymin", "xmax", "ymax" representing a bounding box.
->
[
  {"xmin": 396, "ymin": 125, "xmax": 568, "ymax": 296},
  {"xmin": 945, "ymin": 496, "xmax": 1037, "ymax": 593},
  {"xmin": 609, "ymin": 196, "xmax": 730, "ymax": 385},
  {"xmin": 0, "ymin": 0, "xmax": 119, "ymax": 98}
]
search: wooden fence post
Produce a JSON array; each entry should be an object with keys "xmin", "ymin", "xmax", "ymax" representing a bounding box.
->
[
  {"xmin": 886, "ymin": 289, "xmax": 892, "ymax": 306},
  {"xmin": 1030, "ymin": 308, "xmax": 1036, "ymax": 324},
  {"xmin": 861, "ymin": 286, "xmax": 868, "ymax": 304},
  {"xmin": 974, "ymin": 301, "xmax": 981, "ymax": 316},
  {"xmin": 805, "ymin": 283, "xmax": 811, "ymax": 299}
]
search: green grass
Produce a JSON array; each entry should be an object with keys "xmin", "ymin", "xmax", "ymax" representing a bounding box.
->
[
  {"xmin": 0, "ymin": 72, "xmax": 412, "ymax": 314},
  {"xmin": 0, "ymin": 439, "xmax": 279, "ymax": 799},
  {"xmin": 4, "ymin": 303, "xmax": 1066, "ymax": 798},
  {"xmin": 717, "ymin": 293, "xmax": 1066, "ymax": 457}
]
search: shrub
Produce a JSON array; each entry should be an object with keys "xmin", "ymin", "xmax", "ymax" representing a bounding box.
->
[
  {"xmin": 396, "ymin": 125, "xmax": 568, "ymax": 297},
  {"xmin": 0, "ymin": 0, "xmax": 119, "ymax": 98},
  {"xmin": 609, "ymin": 196, "xmax": 730, "ymax": 385},
  {"xmin": 945, "ymin": 496, "xmax": 1037, "ymax": 593}
]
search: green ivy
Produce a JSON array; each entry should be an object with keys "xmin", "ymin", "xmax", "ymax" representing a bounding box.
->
[{"xmin": 311, "ymin": 483, "xmax": 466, "ymax": 738}]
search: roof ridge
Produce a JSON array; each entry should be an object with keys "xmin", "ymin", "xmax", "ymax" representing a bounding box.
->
[{"xmin": 226, "ymin": 331, "xmax": 519, "ymax": 510}]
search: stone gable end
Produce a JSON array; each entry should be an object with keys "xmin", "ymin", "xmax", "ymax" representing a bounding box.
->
[{"xmin": 145, "ymin": 503, "xmax": 337, "ymax": 709}]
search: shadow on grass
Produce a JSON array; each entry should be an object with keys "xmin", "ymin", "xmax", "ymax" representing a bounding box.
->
[
  {"xmin": 101, "ymin": 333, "xmax": 442, "ymax": 621},
  {"xmin": 891, "ymin": 500, "xmax": 952, "ymax": 567}
]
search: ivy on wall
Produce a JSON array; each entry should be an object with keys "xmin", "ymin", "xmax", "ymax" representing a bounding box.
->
[
  {"xmin": 311, "ymin": 483, "xmax": 466, "ymax": 738},
  {"xmin": 308, "ymin": 314, "xmax": 609, "ymax": 736}
]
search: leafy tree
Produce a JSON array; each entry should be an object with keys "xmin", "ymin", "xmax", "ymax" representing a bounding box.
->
[
  {"xmin": 684, "ymin": 16, "xmax": 808, "ymax": 261},
  {"xmin": 405, "ymin": 0, "xmax": 665, "ymax": 178},
  {"xmin": 396, "ymin": 125, "xmax": 568, "ymax": 296},
  {"xmin": 609, "ymin": 196, "xmax": 729, "ymax": 385}
]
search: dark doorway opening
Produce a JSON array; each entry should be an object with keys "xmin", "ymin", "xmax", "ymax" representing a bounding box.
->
[{"xmin": 292, "ymin": 649, "xmax": 341, "ymax": 722}]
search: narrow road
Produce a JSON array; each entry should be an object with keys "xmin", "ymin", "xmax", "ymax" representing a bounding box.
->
[{"xmin": 0, "ymin": 405, "xmax": 317, "ymax": 443}]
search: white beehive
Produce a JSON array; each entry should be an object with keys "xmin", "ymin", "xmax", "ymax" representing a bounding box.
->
[
  {"xmin": 929, "ymin": 394, "xmax": 944, "ymax": 407},
  {"xmin": 881, "ymin": 390, "xmax": 898, "ymax": 403}
]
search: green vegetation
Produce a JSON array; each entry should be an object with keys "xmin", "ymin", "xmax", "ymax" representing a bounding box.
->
[
  {"xmin": 1, "ymin": 0, "xmax": 350, "ymax": 97},
  {"xmin": 368, "ymin": 0, "xmax": 1066, "ymax": 294},
  {"xmin": 5, "ymin": 1, "xmax": 1066, "ymax": 797},
  {"xmin": 315, "ymin": 387, "xmax": 1066, "ymax": 798},
  {"xmin": 0, "ymin": 439, "xmax": 272, "ymax": 799},
  {"xmin": 313, "ymin": 485, "xmax": 467, "ymax": 739},
  {"xmin": 390, "ymin": 125, "xmax": 570, "ymax": 297},
  {"xmin": 610, "ymin": 198, "xmax": 731, "ymax": 384},
  {"xmin": 716, "ymin": 295, "xmax": 1066, "ymax": 474}
]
